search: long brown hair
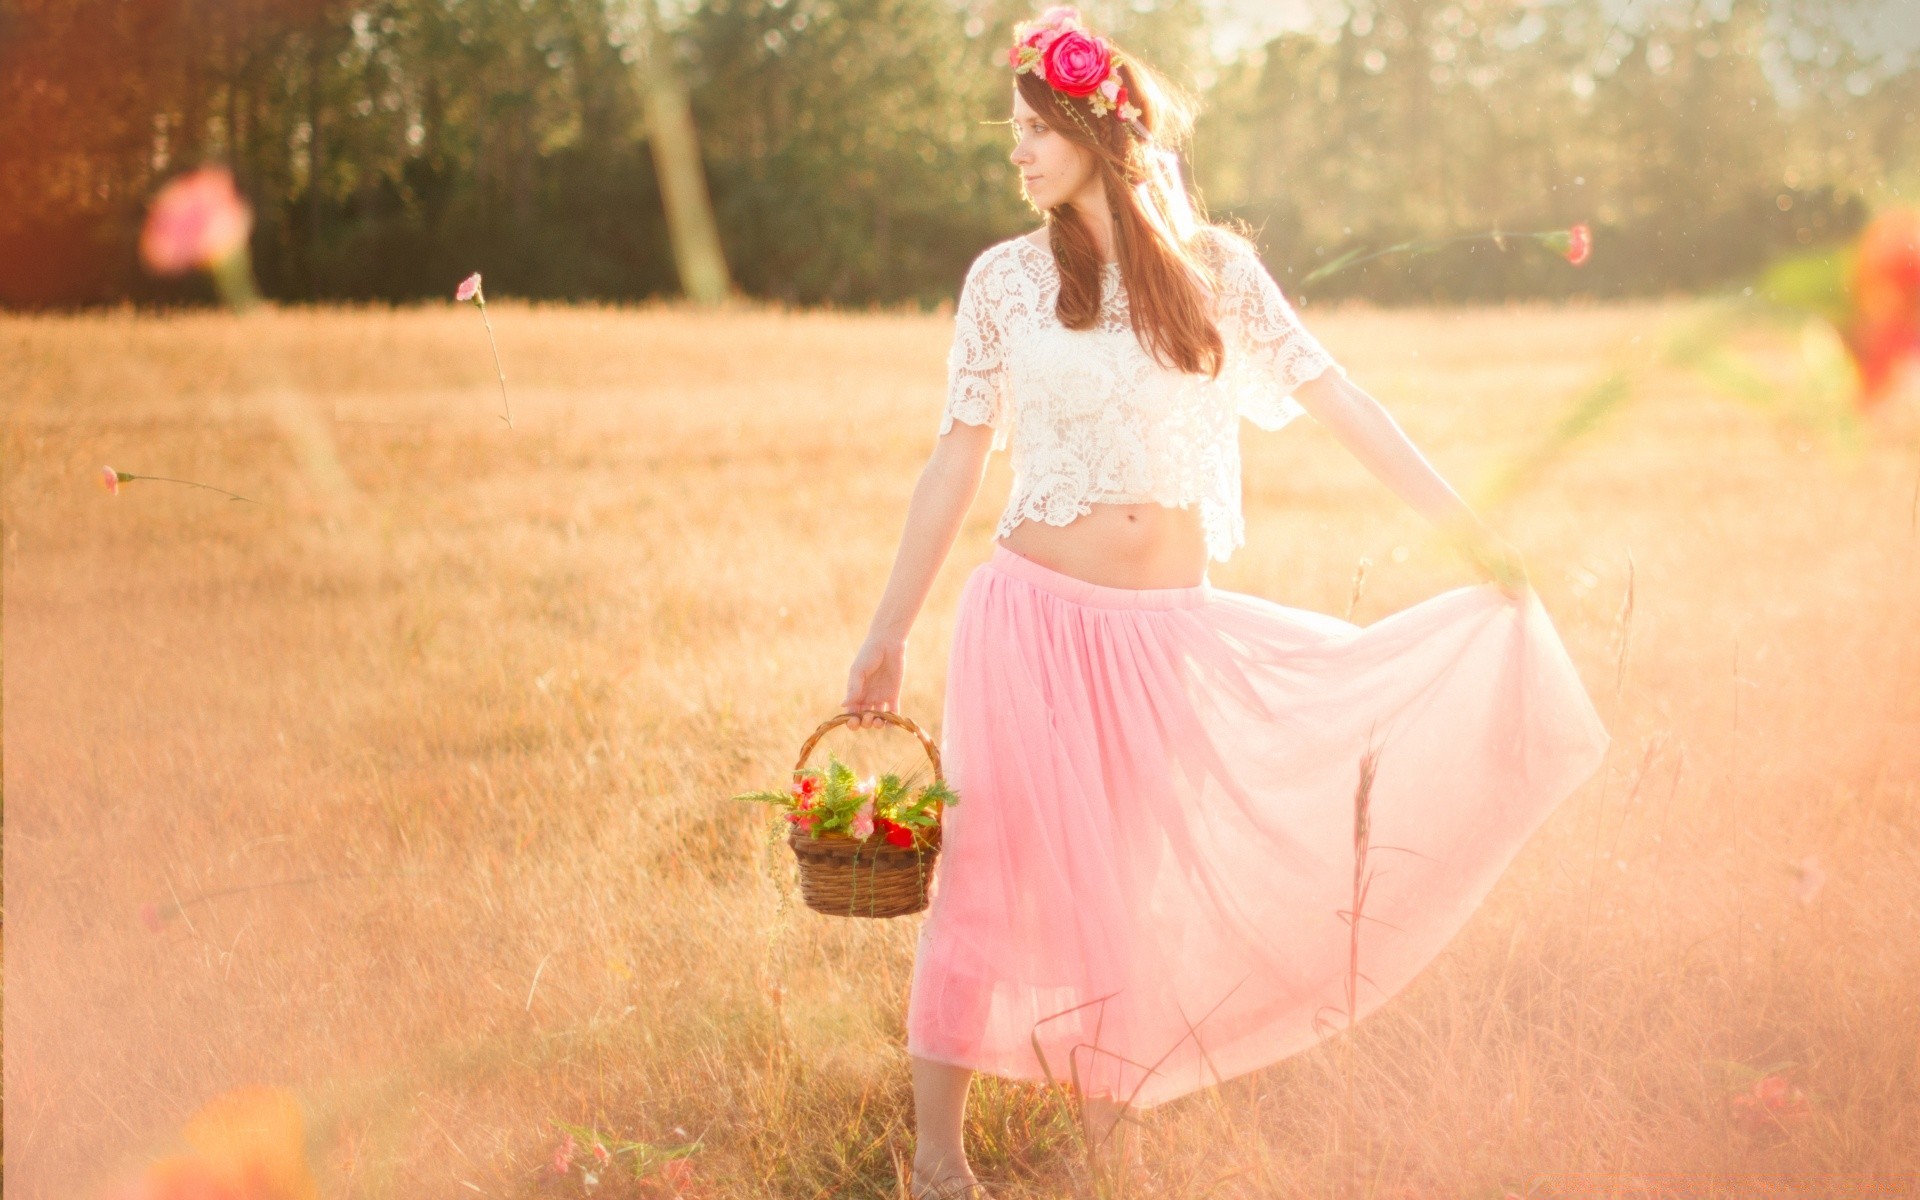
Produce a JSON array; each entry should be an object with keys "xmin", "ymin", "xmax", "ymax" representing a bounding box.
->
[{"xmin": 1014, "ymin": 43, "xmax": 1231, "ymax": 379}]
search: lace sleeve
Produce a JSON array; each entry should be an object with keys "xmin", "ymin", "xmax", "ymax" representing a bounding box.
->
[
  {"xmin": 938, "ymin": 251, "xmax": 1012, "ymax": 453},
  {"xmin": 1212, "ymin": 231, "xmax": 1348, "ymax": 431}
]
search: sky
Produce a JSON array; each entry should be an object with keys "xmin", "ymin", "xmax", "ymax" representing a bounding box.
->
[{"xmin": 1199, "ymin": 0, "xmax": 1920, "ymax": 79}]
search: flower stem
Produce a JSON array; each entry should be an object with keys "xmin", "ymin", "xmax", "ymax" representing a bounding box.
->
[
  {"xmin": 1303, "ymin": 229, "xmax": 1566, "ymax": 284},
  {"xmin": 127, "ymin": 473, "xmax": 258, "ymax": 503},
  {"xmin": 477, "ymin": 299, "xmax": 513, "ymax": 429}
]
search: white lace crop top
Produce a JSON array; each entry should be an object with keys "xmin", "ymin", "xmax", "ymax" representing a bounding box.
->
[{"xmin": 937, "ymin": 226, "xmax": 1348, "ymax": 564}]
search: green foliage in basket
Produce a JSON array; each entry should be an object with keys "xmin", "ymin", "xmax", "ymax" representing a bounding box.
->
[{"xmin": 733, "ymin": 752, "xmax": 957, "ymax": 847}]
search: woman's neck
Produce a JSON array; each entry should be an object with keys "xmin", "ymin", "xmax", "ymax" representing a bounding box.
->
[{"xmin": 1055, "ymin": 199, "xmax": 1117, "ymax": 264}]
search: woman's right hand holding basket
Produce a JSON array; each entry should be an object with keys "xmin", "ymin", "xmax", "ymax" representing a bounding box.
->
[{"xmin": 843, "ymin": 635, "xmax": 906, "ymax": 731}]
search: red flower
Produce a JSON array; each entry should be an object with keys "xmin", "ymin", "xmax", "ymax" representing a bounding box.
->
[
  {"xmin": 550, "ymin": 1133, "xmax": 577, "ymax": 1176},
  {"xmin": 1564, "ymin": 223, "xmax": 1592, "ymax": 266},
  {"xmin": 1845, "ymin": 208, "xmax": 1920, "ymax": 408},
  {"xmin": 875, "ymin": 817, "xmax": 916, "ymax": 848},
  {"xmin": 1042, "ymin": 30, "xmax": 1111, "ymax": 97}
]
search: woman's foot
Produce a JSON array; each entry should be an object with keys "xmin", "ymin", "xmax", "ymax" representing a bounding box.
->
[{"xmin": 909, "ymin": 1159, "xmax": 990, "ymax": 1199}]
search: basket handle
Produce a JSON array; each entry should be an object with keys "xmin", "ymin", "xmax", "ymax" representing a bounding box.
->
[{"xmin": 794, "ymin": 711, "xmax": 945, "ymax": 806}]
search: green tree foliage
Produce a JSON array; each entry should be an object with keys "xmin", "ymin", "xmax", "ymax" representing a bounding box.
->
[
  {"xmin": 0, "ymin": 0, "xmax": 1912, "ymax": 307},
  {"xmin": 1194, "ymin": 0, "xmax": 1917, "ymax": 302}
]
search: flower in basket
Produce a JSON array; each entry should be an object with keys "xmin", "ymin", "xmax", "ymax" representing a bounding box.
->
[{"xmin": 733, "ymin": 752, "xmax": 956, "ymax": 849}]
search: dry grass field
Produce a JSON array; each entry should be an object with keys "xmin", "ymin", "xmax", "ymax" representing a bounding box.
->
[{"xmin": 4, "ymin": 297, "xmax": 1919, "ymax": 1200}]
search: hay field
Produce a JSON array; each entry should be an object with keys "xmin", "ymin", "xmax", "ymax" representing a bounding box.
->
[{"xmin": 4, "ymin": 298, "xmax": 1918, "ymax": 1200}]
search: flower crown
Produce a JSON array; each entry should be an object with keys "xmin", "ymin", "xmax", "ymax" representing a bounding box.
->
[{"xmin": 1008, "ymin": 6, "xmax": 1149, "ymax": 141}]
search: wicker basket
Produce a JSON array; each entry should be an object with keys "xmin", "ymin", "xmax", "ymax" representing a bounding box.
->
[{"xmin": 785, "ymin": 710, "xmax": 945, "ymax": 919}]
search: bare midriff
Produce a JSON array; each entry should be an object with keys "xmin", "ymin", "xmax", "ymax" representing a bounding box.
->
[{"xmin": 995, "ymin": 499, "xmax": 1211, "ymax": 590}]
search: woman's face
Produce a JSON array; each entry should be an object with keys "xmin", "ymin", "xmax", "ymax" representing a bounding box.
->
[{"xmin": 1010, "ymin": 89, "xmax": 1096, "ymax": 212}]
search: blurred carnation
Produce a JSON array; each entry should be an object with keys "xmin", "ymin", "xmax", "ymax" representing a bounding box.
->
[
  {"xmin": 849, "ymin": 798, "xmax": 875, "ymax": 840},
  {"xmin": 140, "ymin": 166, "xmax": 253, "ymax": 276},
  {"xmin": 550, "ymin": 1132, "xmax": 578, "ymax": 1176}
]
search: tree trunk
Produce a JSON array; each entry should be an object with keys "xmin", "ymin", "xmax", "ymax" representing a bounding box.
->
[{"xmin": 632, "ymin": 0, "xmax": 731, "ymax": 303}]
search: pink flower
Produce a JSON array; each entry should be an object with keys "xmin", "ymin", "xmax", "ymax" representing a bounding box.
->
[
  {"xmin": 550, "ymin": 1132, "xmax": 577, "ymax": 1175},
  {"xmin": 455, "ymin": 272, "xmax": 483, "ymax": 303},
  {"xmin": 100, "ymin": 465, "xmax": 123, "ymax": 495},
  {"xmin": 592, "ymin": 1142, "xmax": 611, "ymax": 1167},
  {"xmin": 139, "ymin": 166, "xmax": 253, "ymax": 276},
  {"xmin": 849, "ymin": 799, "xmax": 876, "ymax": 840},
  {"xmin": 1564, "ymin": 223, "xmax": 1592, "ymax": 265},
  {"xmin": 1042, "ymin": 29, "xmax": 1112, "ymax": 97}
]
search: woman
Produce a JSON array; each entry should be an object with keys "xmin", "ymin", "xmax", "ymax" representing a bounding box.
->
[{"xmin": 840, "ymin": 9, "xmax": 1610, "ymax": 1198}]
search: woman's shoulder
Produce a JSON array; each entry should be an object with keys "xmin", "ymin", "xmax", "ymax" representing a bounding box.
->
[
  {"xmin": 954, "ymin": 233, "xmax": 1045, "ymax": 299},
  {"xmin": 970, "ymin": 231, "xmax": 1044, "ymax": 271},
  {"xmin": 1191, "ymin": 222, "xmax": 1258, "ymax": 267}
]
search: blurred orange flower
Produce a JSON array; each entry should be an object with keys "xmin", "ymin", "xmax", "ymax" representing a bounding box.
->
[
  {"xmin": 140, "ymin": 167, "xmax": 254, "ymax": 277},
  {"xmin": 1844, "ymin": 208, "xmax": 1920, "ymax": 408},
  {"xmin": 117, "ymin": 1085, "xmax": 318, "ymax": 1200}
]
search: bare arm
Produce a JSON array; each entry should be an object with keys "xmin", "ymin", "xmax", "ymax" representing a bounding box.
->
[
  {"xmin": 842, "ymin": 422, "xmax": 996, "ymax": 730},
  {"xmin": 1290, "ymin": 368, "xmax": 1528, "ymax": 592}
]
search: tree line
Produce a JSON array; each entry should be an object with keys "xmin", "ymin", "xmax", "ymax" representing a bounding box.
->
[{"xmin": 1, "ymin": 0, "xmax": 1912, "ymax": 309}]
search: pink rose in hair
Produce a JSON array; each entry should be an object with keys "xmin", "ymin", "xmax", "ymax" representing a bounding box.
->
[{"xmin": 1042, "ymin": 29, "xmax": 1111, "ymax": 97}]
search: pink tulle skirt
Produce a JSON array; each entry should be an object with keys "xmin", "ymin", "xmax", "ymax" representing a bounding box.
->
[{"xmin": 905, "ymin": 543, "xmax": 1609, "ymax": 1109}]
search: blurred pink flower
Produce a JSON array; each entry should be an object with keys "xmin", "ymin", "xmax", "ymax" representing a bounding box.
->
[
  {"xmin": 1729, "ymin": 1073, "xmax": 1811, "ymax": 1136},
  {"xmin": 550, "ymin": 1132, "xmax": 577, "ymax": 1176},
  {"xmin": 140, "ymin": 166, "xmax": 253, "ymax": 276},
  {"xmin": 1565, "ymin": 223, "xmax": 1592, "ymax": 265},
  {"xmin": 592, "ymin": 1142, "xmax": 611, "ymax": 1167},
  {"xmin": 140, "ymin": 902, "xmax": 167, "ymax": 932},
  {"xmin": 1792, "ymin": 855, "xmax": 1826, "ymax": 906},
  {"xmin": 849, "ymin": 798, "xmax": 876, "ymax": 841},
  {"xmin": 92, "ymin": 466, "xmax": 255, "ymax": 503},
  {"xmin": 455, "ymin": 272, "xmax": 483, "ymax": 303}
]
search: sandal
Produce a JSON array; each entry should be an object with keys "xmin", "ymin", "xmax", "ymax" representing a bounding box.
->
[{"xmin": 909, "ymin": 1167, "xmax": 995, "ymax": 1200}]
